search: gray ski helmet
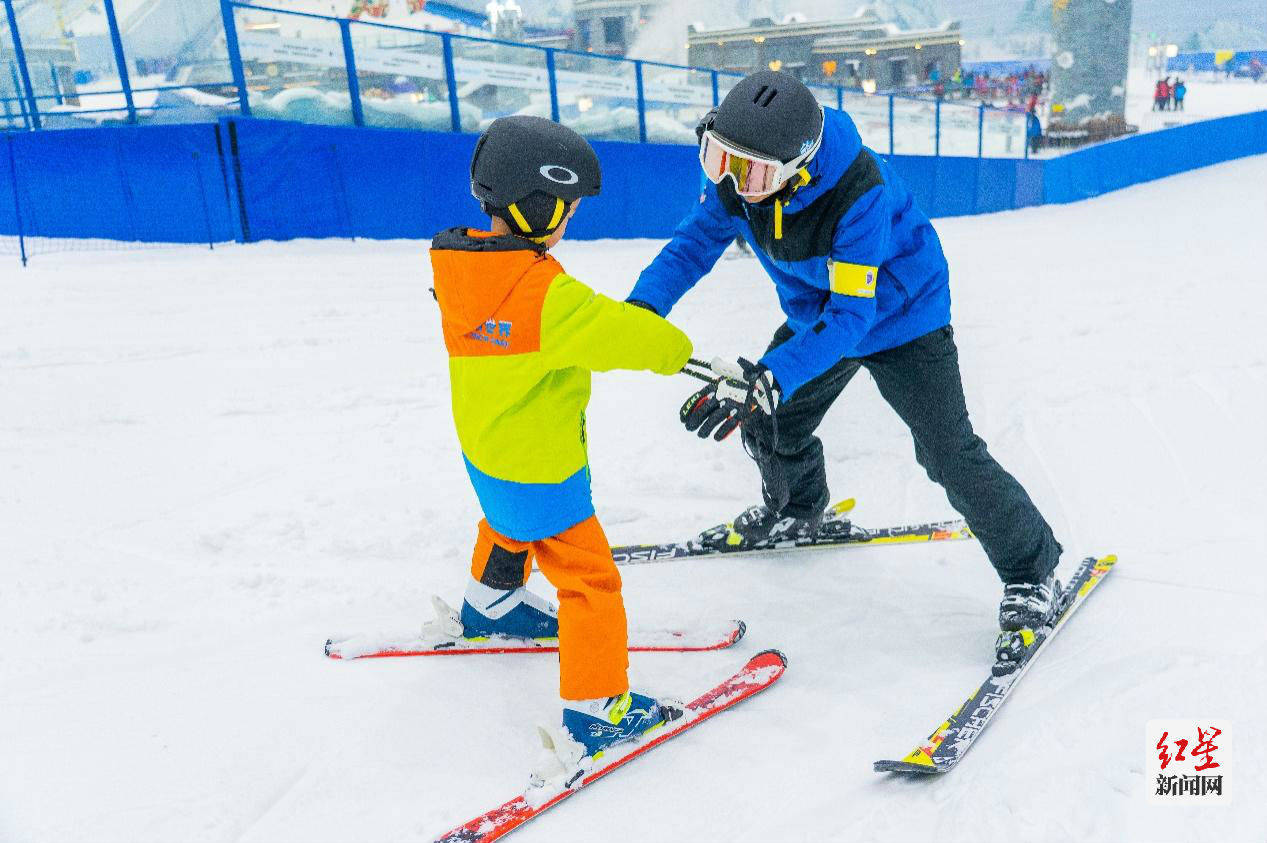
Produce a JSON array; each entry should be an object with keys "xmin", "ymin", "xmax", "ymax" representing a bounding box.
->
[
  {"xmin": 470, "ymin": 115, "xmax": 601, "ymax": 210},
  {"xmin": 711, "ymin": 70, "xmax": 824, "ymax": 163}
]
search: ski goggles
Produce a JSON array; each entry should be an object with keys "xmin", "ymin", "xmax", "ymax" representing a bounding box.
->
[{"xmin": 698, "ymin": 124, "xmax": 822, "ymax": 197}]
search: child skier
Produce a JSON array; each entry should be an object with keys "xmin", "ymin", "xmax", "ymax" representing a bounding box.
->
[{"xmin": 429, "ymin": 115, "xmax": 694, "ymax": 766}]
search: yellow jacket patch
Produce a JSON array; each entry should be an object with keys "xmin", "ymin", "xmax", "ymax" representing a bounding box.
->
[{"xmin": 830, "ymin": 260, "xmax": 878, "ymax": 298}]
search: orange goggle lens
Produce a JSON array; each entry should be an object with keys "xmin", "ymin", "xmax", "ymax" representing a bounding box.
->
[{"xmin": 699, "ymin": 133, "xmax": 784, "ymax": 196}]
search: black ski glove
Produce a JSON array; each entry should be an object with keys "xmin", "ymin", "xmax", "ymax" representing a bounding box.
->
[{"xmin": 680, "ymin": 357, "xmax": 780, "ymax": 441}]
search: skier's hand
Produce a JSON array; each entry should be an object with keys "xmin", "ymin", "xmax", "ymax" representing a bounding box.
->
[{"xmin": 680, "ymin": 357, "xmax": 779, "ymax": 441}]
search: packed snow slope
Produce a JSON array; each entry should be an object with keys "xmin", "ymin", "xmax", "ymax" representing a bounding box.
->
[{"xmin": 3, "ymin": 155, "xmax": 1266, "ymax": 843}]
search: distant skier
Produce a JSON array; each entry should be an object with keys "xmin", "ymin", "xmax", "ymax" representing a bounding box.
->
[
  {"xmin": 429, "ymin": 116, "xmax": 693, "ymax": 761},
  {"xmin": 1173, "ymin": 78, "xmax": 1186, "ymax": 111},
  {"xmin": 1026, "ymin": 108, "xmax": 1042, "ymax": 155},
  {"xmin": 1154, "ymin": 78, "xmax": 1170, "ymax": 111},
  {"xmin": 626, "ymin": 71, "xmax": 1064, "ymax": 672}
]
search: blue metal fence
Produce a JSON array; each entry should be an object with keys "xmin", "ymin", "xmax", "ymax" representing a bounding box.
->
[
  {"xmin": 1, "ymin": 0, "xmax": 1032, "ymax": 158},
  {"xmin": 7, "ymin": 106, "xmax": 1266, "ymax": 261}
]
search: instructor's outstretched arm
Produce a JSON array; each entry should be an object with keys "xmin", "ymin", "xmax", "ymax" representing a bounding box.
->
[{"xmin": 626, "ymin": 182, "xmax": 737, "ymax": 317}]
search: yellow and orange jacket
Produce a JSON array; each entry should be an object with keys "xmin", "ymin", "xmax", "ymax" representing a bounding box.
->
[{"xmin": 430, "ymin": 228, "xmax": 693, "ymax": 541}]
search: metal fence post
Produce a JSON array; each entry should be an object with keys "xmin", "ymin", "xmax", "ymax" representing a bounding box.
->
[
  {"xmin": 934, "ymin": 98, "xmax": 941, "ymax": 157},
  {"xmin": 220, "ymin": 0, "xmax": 251, "ymax": 117},
  {"xmin": 888, "ymin": 94, "xmax": 894, "ymax": 155},
  {"xmin": 101, "ymin": 0, "xmax": 136, "ymax": 123},
  {"xmin": 3, "ymin": 0, "xmax": 40, "ymax": 129},
  {"xmin": 50, "ymin": 62, "xmax": 63, "ymax": 105},
  {"xmin": 7, "ymin": 63, "xmax": 26, "ymax": 129},
  {"xmin": 545, "ymin": 48, "xmax": 560, "ymax": 123},
  {"xmin": 633, "ymin": 59, "xmax": 647, "ymax": 143},
  {"xmin": 711, "ymin": 70, "xmax": 719, "ymax": 107},
  {"xmin": 338, "ymin": 19, "xmax": 363, "ymax": 127},
  {"xmin": 5, "ymin": 133, "xmax": 26, "ymax": 265},
  {"xmin": 837, "ymin": 86, "xmax": 843, "ymax": 111},
  {"xmin": 977, "ymin": 103, "xmax": 984, "ymax": 158},
  {"xmin": 441, "ymin": 34, "xmax": 461, "ymax": 132}
]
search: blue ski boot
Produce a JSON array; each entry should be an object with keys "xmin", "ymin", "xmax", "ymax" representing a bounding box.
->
[
  {"xmin": 459, "ymin": 578, "xmax": 558, "ymax": 640},
  {"xmin": 531, "ymin": 691, "xmax": 688, "ymax": 789},
  {"xmin": 561, "ymin": 691, "xmax": 678, "ymax": 758},
  {"xmin": 532, "ymin": 690, "xmax": 683, "ymax": 787}
]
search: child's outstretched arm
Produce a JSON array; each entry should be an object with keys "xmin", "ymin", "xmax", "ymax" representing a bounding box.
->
[{"xmin": 539, "ymin": 274, "xmax": 692, "ymax": 375}]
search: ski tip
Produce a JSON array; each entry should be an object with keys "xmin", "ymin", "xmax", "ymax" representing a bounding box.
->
[
  {"xmin": 750, "ymin": 648, "xmax": 788, "ymax": 669},
  {"xmin": 831, "ymin": 497, "xmax": 857, "ymax": 515},
  {"xmin": 732, "ymin": 619, "xmax": 747, "ymax": 645},
  {"xmin": 323, "ymin": 639, "xmax": 343, "ymax": 659}
]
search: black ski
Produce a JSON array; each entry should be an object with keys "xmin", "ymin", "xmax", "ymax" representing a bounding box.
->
[
  {"xmin": 610, "ymin": 498, "xmax": 974, "ymax": 566},
  {"xmin": 874, "ymin": 554, "xmax": 1117, "ymax": 774}
]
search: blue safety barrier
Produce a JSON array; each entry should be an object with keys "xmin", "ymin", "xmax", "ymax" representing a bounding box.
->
[
  {"xmin": 1, "ymin": 123, "xmax": 235, "ymax": 244},
  {"xmin": 962, "ymin": 59, "xmax": 1051, "ymax": 77},
  {"xmin": 220, "ymin": 118, "xmax": 701, "ymax": 242},
  {"xmin": 1166, "ymin": 50, "xmax": 1267, "ymax": 75},
  {"xmin": 3, "ymin": 110, "xmax": 1264, "ymax": 253},
  {"xmin": 1043, "ymin": 109, "xmax": 1267, "ymax": 204},
  {"xmin": 174, "ymin": 119, "xmax": 1047, "ymax": 241}
]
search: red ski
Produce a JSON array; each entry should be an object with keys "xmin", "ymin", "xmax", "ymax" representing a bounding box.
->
[
  {"xmin": 435, "ymin": 649, "xmax": 788, "ymax": 842},
  {"xmin": 325, "ymin": 618, "xmax": 746, "ymax": 660}
]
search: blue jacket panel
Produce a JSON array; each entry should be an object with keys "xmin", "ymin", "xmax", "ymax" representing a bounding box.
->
[
  {"xmin": 464, "ymin": 456, "xmax": 594, "ymax": 542},
  {"xmin": 629, "ymin": 107, "xmax": 952, "ymax": 397}
]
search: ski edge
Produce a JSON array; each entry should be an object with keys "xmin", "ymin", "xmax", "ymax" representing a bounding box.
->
[
  {"xmin": 871, "ymin": 553, "xmax": 1117, "ymax": 775},
  {"xmin": 324, "ymin": 619, "xmax": 747, "ymax": 660},
  {"xmin": 434, "ymin": 649, "xmax": 788, "ymax": 843}
]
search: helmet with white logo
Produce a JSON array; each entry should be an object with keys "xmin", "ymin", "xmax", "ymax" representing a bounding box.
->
[
  {"xmin": 711, "ymin": 70, "xmax": 823, "ymax": 165},
  {"xmin": 470, "ymin": 115, "xmax": 602, "ymax": 239}
]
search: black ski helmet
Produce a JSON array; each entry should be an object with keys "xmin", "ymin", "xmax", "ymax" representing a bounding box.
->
[
  {"xmin": 711, "ymin": 70, "xmax": 824, "ymax": 163},
  {"xmin": 470, "ymin": 115, "xmax": 602, "ymax": 239}
]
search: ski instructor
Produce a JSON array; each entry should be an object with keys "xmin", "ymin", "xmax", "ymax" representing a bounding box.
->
[{"xmin": 625, "ymin": 70, "xmax": 1063, "ymax": 671}]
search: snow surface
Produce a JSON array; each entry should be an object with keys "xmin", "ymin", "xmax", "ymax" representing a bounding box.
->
[{"xmin": 3, "ymin": 154, "xmax": 1267, "ymax": 842}]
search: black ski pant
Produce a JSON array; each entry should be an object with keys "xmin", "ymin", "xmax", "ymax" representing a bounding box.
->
[{"xmin": 741, "ymin": 324, "xmax": 1062, "ymax": 584}]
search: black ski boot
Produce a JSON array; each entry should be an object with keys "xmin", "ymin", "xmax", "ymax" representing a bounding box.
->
[
  {"xmin": 993, "ymin": 572, "xmax": 1062, "ymax": 676},
  {"xmin": 698, "ymin": 504, "xmax": 824, "ymax": 551}
]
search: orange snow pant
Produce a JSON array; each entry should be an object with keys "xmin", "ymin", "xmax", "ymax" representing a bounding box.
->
[{"xmin": 470, "ymin": 515, "xmax": 629, "ymax": 701}]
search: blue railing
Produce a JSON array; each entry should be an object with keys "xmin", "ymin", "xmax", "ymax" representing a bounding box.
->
[
  {"xmin": 1, "ymin": 0, "xmax": 1033, "ymax": 158},
  {"xmin": 217, "ymin": 1, "xmax": 1031, "ymax": 157}
]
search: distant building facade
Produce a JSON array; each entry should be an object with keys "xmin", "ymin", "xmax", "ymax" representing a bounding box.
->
[
  {"xmin": 688, "ymin": 12, "xmax": 961, "ymax": 91},
  {"xmin": 571, "ymin": 0, "xmax": 667, "ymax": 56}
]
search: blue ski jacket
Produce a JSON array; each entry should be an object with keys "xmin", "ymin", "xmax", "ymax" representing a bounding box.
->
[{"xmin": 628, "ymin": 107, "xmax": 952, "ymax": 398}]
